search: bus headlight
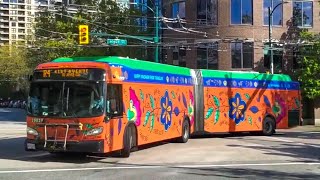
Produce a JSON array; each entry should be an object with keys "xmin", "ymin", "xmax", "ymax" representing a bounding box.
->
[
  {"xmin": 85, "ymin": 126, "xmax": 103, "ymax": 136},
  {"xmin": 27, "ymin": 127, "xmax": 39, "ymax": 136}
]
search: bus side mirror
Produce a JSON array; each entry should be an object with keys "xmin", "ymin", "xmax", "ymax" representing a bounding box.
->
[{"xmin": 104, "ymin": 115, "xmax": 110, "ymax": 122}]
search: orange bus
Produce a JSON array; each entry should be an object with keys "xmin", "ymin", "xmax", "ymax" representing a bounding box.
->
[{"xmin": 25, "ymin": 56, "xmax": 302, "ymax": 157}]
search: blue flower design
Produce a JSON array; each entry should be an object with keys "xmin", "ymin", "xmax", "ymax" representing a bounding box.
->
[
  {"xmin": 229, "ymin": 93, "xmax": 247, "ymax": 125},
  {"xmin": 160, "ymin": 91, "xmax": 172, "ymax": 131}
]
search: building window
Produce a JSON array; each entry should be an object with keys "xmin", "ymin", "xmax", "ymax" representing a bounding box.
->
[
  {"xmin": 172, "ymin": 46, "xmax": 186, "ymax": 67},
  {"xmin": 293, "ymin": 1, "xmax": 313, "ymax": 28},
  {"xmin": 197, "ymin": 42, "xmax": 218, "ymax": 69},
  {"xmin": 161, "ymin": 49, "xmax": 168, "ymax": 64},
  {"xmin": 172, "ymin": 1, "xmax": 185, "ymax": 28},
  {"xmin": 231, "ymin": 0, "xmax": 253, "ymax": 25},
  {"xmin": 263, "ymin": 44, "xmax": 283, "ymax": 72},
  {"xmin": 231, "ymin": 42, "xmax": 253, "ymax": 69},
  {"xmin": 197, "ymin": 0, "xmax": 218, "ymax": 26},
  {"xmin": 134, "ymin": 0, "xmax": 148, "ymax": 32},
  {"xmin": 263, "ymin": 0, "xmax": 283, "ymax": 26}
]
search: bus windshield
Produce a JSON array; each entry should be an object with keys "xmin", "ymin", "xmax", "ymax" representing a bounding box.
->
[{"xmin": 27, "ymin": 81, "xmax": 105, "ymax": 118}]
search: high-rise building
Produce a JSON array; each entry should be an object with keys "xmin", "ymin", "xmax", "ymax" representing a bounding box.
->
[
  {"xmin": 0, "ymin": 0, "xmax": 63, "ymax": 46},
  {"xmin": 0, "ymin": 0, "xmax": 97, "ymax": 46},
  {"xmin": 0, "ymin": 0, "xmax": 35, "ymax": 46}
]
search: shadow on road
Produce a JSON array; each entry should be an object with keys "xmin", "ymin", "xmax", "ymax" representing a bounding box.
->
[
  {"xmin": 275, "ymin": 131, "xmax": 320, "ymax": 140},
  {"xmin": 0, "ymin": 108, "xmax": 26, "ymax": 122},
  {"xmin": 226, "ymin": 133, "xmax": 320, "ymax": 162},
  {"xmin": 180, "ymin": 167, "xmax": 320, "ymax": 179},
  {"xmin": 0, "ymin": 129, "xmax": 319, "ymax": 165},
  {"xmin": 0, "ymin": 137, "xmax": 171, "ymax": 164}
]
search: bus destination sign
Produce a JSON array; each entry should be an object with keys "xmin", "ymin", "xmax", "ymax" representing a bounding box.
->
[
  {"xmin": 42, "ymin": 69, "xmax": 89, "ymax": 78},
  {"xmin": 33, "ymin": 68, "xmax": 105, "ymax": 81}
]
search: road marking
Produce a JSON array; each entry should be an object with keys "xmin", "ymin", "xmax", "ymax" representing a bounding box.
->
[
  {"xmin": 262, "ymin": 136, "xmax": 320, "ymax": 148},
  {"xmin": 0, "ymin": 135, "xmax": 24, "ymax": 139},
  {"xmin": 1, "ymin": 162, "xmax": 320, "ymax": 174},
  {"xmin": 0, "ymin": 129, "xmax": 25, "ymax": 131},
  {"xmin": 263, "ymin": 136, "xmax": 295, "ymax": 143}
]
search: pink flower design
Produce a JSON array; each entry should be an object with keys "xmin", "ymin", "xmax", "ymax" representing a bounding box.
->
[
  {"xmin": 272, "ymin": 94, "xmax": 287, "ymax": 124},
  {"xmin": 188, "ymin": 90, "xmax": 194, "ymax": 125},
  {"xmin": 127, "ymin": 87, "xmax": 141, "ymax": 126}
]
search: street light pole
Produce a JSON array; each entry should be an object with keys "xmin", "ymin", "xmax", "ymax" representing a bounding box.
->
[
  {"xmin": 268, "ymin": 1, "xmax": 288, "ymax": 74},
  {"xmin": 268, "ymin": 6, "xmax": 273, "ymax": 74}
]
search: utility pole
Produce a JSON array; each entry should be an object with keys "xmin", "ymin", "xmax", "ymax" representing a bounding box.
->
[
  {"xmin": 268, "ymin": 7, "xmax": 274, "ymax": 74},
  {"xmin": 154, "ymin": 2, "xmax": 160, "ymax": 63}
]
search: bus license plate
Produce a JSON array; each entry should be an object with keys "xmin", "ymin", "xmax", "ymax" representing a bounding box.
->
[{"xmin": 27, "ymin": 143, "xmax": 36, "ymax": 150}]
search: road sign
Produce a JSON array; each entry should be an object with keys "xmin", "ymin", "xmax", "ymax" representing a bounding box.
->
[{"xmin": 107, "ymin": 39, "xmax": 127, "ymax": 46}]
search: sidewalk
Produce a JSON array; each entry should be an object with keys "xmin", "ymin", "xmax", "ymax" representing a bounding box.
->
[{"xmin": 280, "ymin": 125, "xmax": 320, "ymax": 132}]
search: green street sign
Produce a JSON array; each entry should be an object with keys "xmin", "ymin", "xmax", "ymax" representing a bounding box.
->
[{"xmin": 107, "ymin": 39, "xmax": 127, "ymax": 46}]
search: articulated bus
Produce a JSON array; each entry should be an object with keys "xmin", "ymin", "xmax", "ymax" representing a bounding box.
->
[{"xmin": 25, "ymin": 56, "xmax": 302, "ymax": 157}]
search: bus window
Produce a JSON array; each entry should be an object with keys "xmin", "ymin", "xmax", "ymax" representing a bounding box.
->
[{"xmin": 107, "ymin": 84, "xmax": 123, "ymax": 117}]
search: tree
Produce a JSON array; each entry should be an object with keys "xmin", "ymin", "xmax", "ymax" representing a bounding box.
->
[
  {"xmin": 296, "ymin": 30, "xmax": 320, "ymax": 99},
  {"xmin": 0, "ymin": 45, "xmax": 31, "ymax": 97},
  {"xmin": 27, "ymin": 0, "xmax": 153, "ymax": 69}
]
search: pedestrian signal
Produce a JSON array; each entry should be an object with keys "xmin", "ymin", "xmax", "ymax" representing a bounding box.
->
[{"xmin": 79, "ymin": 25, "xmax": 89, "ymax": 45}]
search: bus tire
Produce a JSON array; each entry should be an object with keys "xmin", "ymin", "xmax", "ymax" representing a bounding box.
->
[
  {"xmin": 120, "ymin": 125, "xmax": 135, "ymax": 158},
  {"xmin": 177, "ymin": 119, "xmax": 190, "ymax": 143},
  {"xmin": 262, "ymin": 116, "xmax": 275, "ymax": 136}
]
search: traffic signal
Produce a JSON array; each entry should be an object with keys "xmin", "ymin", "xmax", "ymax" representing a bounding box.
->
[{"xmin": 79, "ymin": 25, "xmax": 89, "ymax": 45}]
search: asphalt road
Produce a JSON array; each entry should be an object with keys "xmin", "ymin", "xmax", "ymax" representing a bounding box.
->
[{"xmin": 0, "ymin": 108, "xmax": 319, "ymax": 179}]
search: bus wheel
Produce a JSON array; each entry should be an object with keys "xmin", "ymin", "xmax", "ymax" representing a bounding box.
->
[
  {"xmin": 120, "ymin": 125, "xmax": 135, "ymax": 158},
  {"xmin": 262, "ymin": 116, "xmax": 275, "ymax": 136},
  {"xmin": 177, "ymin": 119, "xmax": 190, "ymax": 143}
]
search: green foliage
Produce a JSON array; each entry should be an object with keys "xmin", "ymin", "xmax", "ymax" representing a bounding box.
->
[
  {"xmin": 0, "ymin": 45, "xmax": 31, "ymax": 97},
  {"xmin": 0, "ymin": 45, "xmax": 30, "ymax": 80},
  {"xmin": 26, "ymin": 0, "xmax": 153, "ymax": 70},
  {"xmin": 296, "ymin": 30, "xmax": 320, "ymax": 99}
]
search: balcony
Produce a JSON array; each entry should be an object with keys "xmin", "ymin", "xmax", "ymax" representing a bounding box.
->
[
  {"xmin": 0, "ymin": 6, "xmax": 9, "ymax": 10},
  {"xmin": 0, "ymin": 13, "xmax": 9, "ymax": 16},
  {"xmin": 17, "ymin": 36, "xmax": 26, "ymax": 40},
  {"xmin": 0, "ymin": 19, "xmax": 9, "ymax": 22},
  {"xmin": 0, "ymin": 36, "xmax": 10, "ymax": 40},
  {"xmin": 0, "ymin": 30, "xmax": 9, "ymax": 34},
  {"xmin": 18, "ymin": 18, "xmax": 25, "ymax": 22},
  {"xmin": 17, "ymin": 26, "xmax": 26, "ymax": 29},
  {"xmin": 18, "ymin": 5, "xmax": 25, "ymax": 10},
  {"xmin": 0, "ymin": 24, "xmax": 10, "ymax": 28}
]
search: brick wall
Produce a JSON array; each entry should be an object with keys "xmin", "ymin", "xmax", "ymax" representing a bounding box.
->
[{"xmin": 162, "ymin": 0, "xmax": 320, "ymax": 74}]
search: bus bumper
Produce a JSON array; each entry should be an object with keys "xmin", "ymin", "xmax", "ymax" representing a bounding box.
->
[{"xmin": 24, "ymin": 139, "xmax": 104, "ymax": 153}]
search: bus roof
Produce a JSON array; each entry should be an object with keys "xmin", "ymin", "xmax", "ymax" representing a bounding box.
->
[
  {"xmin": 51, "ymin": 56, "xmax": 293, "ymax": 82},
  {"xmin": 201, "ymin": 69, "xmax": 293, "ymax": 82},
  {"xmin": 52, "ymin": 56, "xmax": 191, "ymax": 76}
]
